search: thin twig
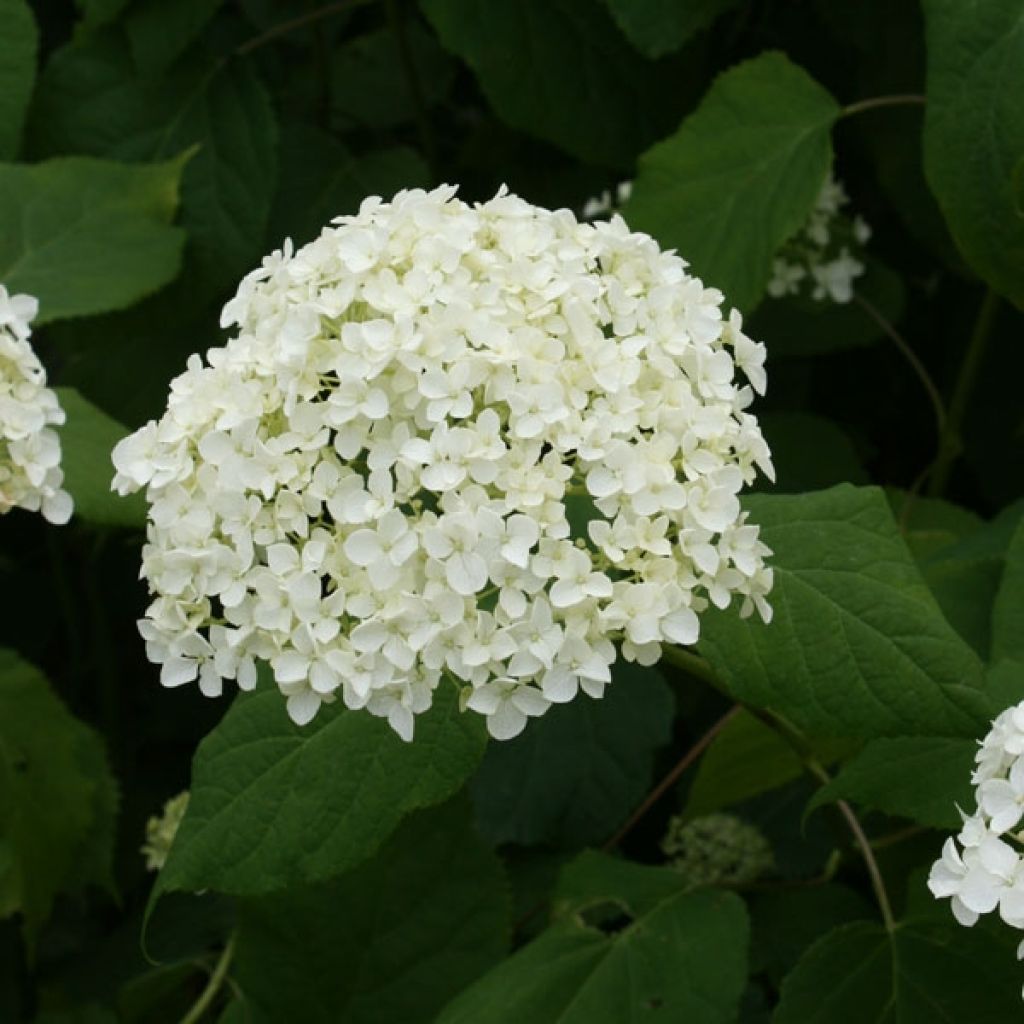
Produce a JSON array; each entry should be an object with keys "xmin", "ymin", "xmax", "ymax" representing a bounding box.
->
[
  {"xmin": 235, "ymin": 0, "xmax": 374, "ymax": 56},
  {"xmin": 854, "ymin": 292, "xmax": 947, "ymax": 444},
  {"xmin": 840, "ymin": 93, "xmax": 926, "ymax": 119},
  {"xmin": 927, "ymin": 287, "xmax": 1001, "ymax": 496},
  {"xmin": 178, "ymin": 933, "xmax": 237, "ymax": 1024},
  {"xmin": 602, "ymin": 704, "xmax": 742, "ymax": 851}
]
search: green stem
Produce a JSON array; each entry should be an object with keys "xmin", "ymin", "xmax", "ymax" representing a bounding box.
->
[
  {"xmin": 853, "ymin": 292, "xmax": 946, "ymax": 446},
  {"xmin": 660, "ymin": 647, "xmax": 896, "ymax": 932},
  {"xmin": 178, "ymin": 933, "xmax": 236, "ymax": 1024},
  {"xmin": 235, "ymin": 0, "xmax": 375, "ymax": 56},
  {"xmin": 927, "ymin": 287, "xmax": 1000, "ymax": 496},
  {"xmin": 840, "ymin": 93, "xmax": 926, "ymax": 119}
]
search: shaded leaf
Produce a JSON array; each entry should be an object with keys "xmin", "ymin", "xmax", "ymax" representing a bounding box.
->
[
  {"xmin": 0, "ymin": 155, "xmax": 187, "ymax": 323},
  {"xmin": 992, "ymin": 517, "xmax": 1024, "ymax": 662},
  {"xmin": 438, "ymin": 887, "xmax": 748, "ymax": 1024},
  {"xmin": 923, "ymin": 0, "xmax": 1024, "ymax": 307},
  {"xmin": 421, "ymin": 0, "xmax": 689, "ymax": 168},
  {"xmin": 0, "ymin": 649, "xmax": 116, "ymax": 944},
  {"xmin": 774, "ymin": 919, "xmax": 1023, "ymax": 1022},
  {"xmin": 234, "ymin": 799, "xmax": 508, "ymax": 1024},
  {"xmin": 625, "ymin": 52, "xmax": 839, "ymax": 311},
  {"xmin": 471, "ymin": 662, "xmax": 674, "ymax": 847},
  {"xmin": 124, "ymin": 0, "xmax": 224, "ymax": 74},
  {"xmin": 55, "ymin": 388, "xmax": 144, "ymax": 528},
  {"xmin": 0, "ymin": 0, "xmax": 37, "ymax": 159},
  {"xmin": 603, "ymin": 0, "xmax": 741, "ymax": 58}
]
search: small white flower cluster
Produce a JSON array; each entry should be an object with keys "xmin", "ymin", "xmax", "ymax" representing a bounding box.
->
[
  {"xmin": 0, "ymin": 286, "xmax": 73, "ymax": 525},
  {"xmin": 766, "ymin": 174, "xmax": 871, "ymax": 305},
  {"xmin": 582, "ymin": 180, "xmax": 633, "ymax": 221},
  {"xmin": 113, "ymin": 186, "xmax": 773, "ymax": 741},
  {"xmin": 929, "ymin": 700, "xmax": 1024, "ymax": 967}
]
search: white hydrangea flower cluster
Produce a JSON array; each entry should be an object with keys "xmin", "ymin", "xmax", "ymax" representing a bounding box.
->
[
  {"xmin": 766, "ymin": 174, "xmax": 871, "ymax": 305},
  {"xmin": 112, "ymin": 185, "xmax": 773, "ymax": 741},
  {"xmin": 929, "ymin": 699, "xmax": 1024, "ymax": 970},
  {"xmin": 0, "ymin": 286, "xmax": 73, "ymax": 525}
]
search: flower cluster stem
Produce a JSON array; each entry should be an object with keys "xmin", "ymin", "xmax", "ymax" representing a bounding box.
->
[
  {"xmin": 178, "ymin": 933, "xmax": 236, "ymax": 1024},
  {"xmin": 927, "ymin": 287, "xmax": 1000, "ymax": 496},
  {"xmin": 659, "ymin": 647, "xmax": 897, "ymax": 932},
  {"xmin": 840, "ymin": 94, "xmax": 926, "ymax": 119}
]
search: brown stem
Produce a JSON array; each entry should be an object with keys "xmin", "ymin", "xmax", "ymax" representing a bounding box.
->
[
  {"xmin": 840, "ymin": 94, "xmax": 926, "ymax": 118},
  {"xmin": 236, "ymin": 0, "xmax": 375, "ymax": 56},
  {"xmin": 602, "ymin": 704, "xmax": 741, "ymax": 851}
]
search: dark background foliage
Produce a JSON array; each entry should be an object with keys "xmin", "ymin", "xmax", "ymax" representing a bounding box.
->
[{"xmin": 1, "ymin": 0, "xmax": 1023, "ymax": 1021}]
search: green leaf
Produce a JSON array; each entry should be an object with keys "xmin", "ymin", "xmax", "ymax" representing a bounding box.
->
[
  {"xmin": 330, "ymin": 21, "xmax": 456, "ymax": 129},
  {"xmin": 992, "ymin": 517, "xmax": 1024, "ymax": 662},
  {"xmin": 234, "ymin": 799, "xmax": 508, "ymax": 1024},
  {"xmin": 124, "ymin": 0, "xmax": 224, "ymax": 74},
  {"xmin": 684, "ymin": 710, "xmax": 852, "ymax": 820},
  {"xmin": 156, "ymin": 682, "xmax": 486, "ymax": 897},
  {"xmin": 29, "ymin": 37, "xmax": 278, "ymax": 297},
  {"xmin": 0, "ymin": 0, "xmax": 37, "ymax": 160},
  {"xmin": 554, "ymin": 850, "xmax": 689, "ymax": 919},
  {"xmin": 809, "ymin": 737, "xmax": 976, "ymax": 829},
  {"xmin": 54, "ymin": 388, "xmax": 144, "ymax": 528},
  {"xmin": 0, "ymin": 649, "xmax": 116, "ymax": 944},
  {"xmin": 0, "ymin": 155, "xmax": 187, "ymax": 324},
  {"xmin": 421, "ymin": 0, "xmax": 689, "ymax": 168},
  {"xmin": 471, "ymin": 662, "xmax": 674, "ymax": 847},
  {"xmin": 922, "ymin": 0, "xmax": 1024, "ymax": 307},
  {"xmin": 268, "ymin": 125, "xmax": 429, "ymax": 248},
  {"xmin": 602, "ymin": 0, "xmax": 741, "ymax": 58},
  {"xmin": 774, "ymin": 919, "xmax": 1024, "ymax": 1022},
  {"xmin": 437, "ymin": 887, "xmax": 748, "ymax": 1024},
  {"xmin": 748, "ymin": 884, "xmax": 871, "ymax": 988},
  {"xmin": 624, "ymin": 52, "xmax": 839, "ymax": 312},
  {"xmin": 697, "ymin": 485, "xmax": 988, "ymax": 739}
]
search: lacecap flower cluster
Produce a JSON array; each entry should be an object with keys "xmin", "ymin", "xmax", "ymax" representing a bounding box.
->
[
  {"xmin": 0, "ymin": 286, "xmax": 73, "ymax": 525},
  {"xmin": 929, "ymin": 700, "xmax": 1024, "ymax": 949},
  {"xmin": 113, "ymin": 186, "xmax": 773, "ymax": 741}
]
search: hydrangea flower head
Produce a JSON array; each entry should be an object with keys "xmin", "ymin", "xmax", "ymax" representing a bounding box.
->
[
  {"xmin": 930, "ymin": 697, "xmax": 1024, "ymax": 995},
  {"xmin": 113, "ymin": 186, "xmax": 773, "ymax": 740},
  {"xmin": 0, "ymin": 285, "xmax": 73, "ymax": 525}
]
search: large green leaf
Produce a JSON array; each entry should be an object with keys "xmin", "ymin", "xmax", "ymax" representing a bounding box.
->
[
  {"xmin": 55, "ymin": 388, "xmax": 144, "ymax": 529},
  {"xmin": 0, "ymin": 649, "xmax": 116, "ymax": 943},
  {"xmin": 156, "ymin": 682, "xmax": 486, "ymax": 897},
  {"xmin": 602, "ymin": 0, "xmax": 741, "ymax": 58},
  {"xmin": 992, "ymin": 517, "xmax": 1024, "ymax": 662},
  {"xmin": 234, "ymin": 799, "xmax": 508, "ymax": 1024},
  {"xmin": 809, "ymin": 737, "xmax": 976, "ymax": 829},
  {"xmin": 774, "ymin": 919, "xmax": 1023, "ymax": 1022},
  {"xmin": 124, "ymin": 0, "xmax": 224, "ymax": 74},
  {"xmin": 0, "ymin": 155, "xmax": 187, "ymax": 324},
  {"xmin": 29, "ymin": 36, "xmax": 277, "ymax": 297},
  {"xmin": 0, "ymin": 0, "xmax": 37, "ymax": 159},
  {"xmin": 553, "ymin": 850, "xmax": 689, "ymax": 919},
  {"xmin": 922, "ymin": 0, "xmax": 1024, "ymax": 308},
  {"xmin": 421, "ymin": 0, "xmax": 688, "ymax": 168},
  {"xmin": 268, "ymin": 125, "xmax": 429, "ymax": 248},
  {"xmin": 471, "ymin": 662, "xmax": 674, "ymax": 847},
  {"xmin": 697, "ymin": 485, "xmax": 988, "ymax": 739},
  {"xmin": 624, "ymin": 52, "xmax": 839, "ymax": 312},
  {"xmin": 684, "ymin": 709, "xmax": 852, "ymax": 820},
  {"xmin": 437, "ymin": 886, "xmax": 748, "ymax": 1024}
]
